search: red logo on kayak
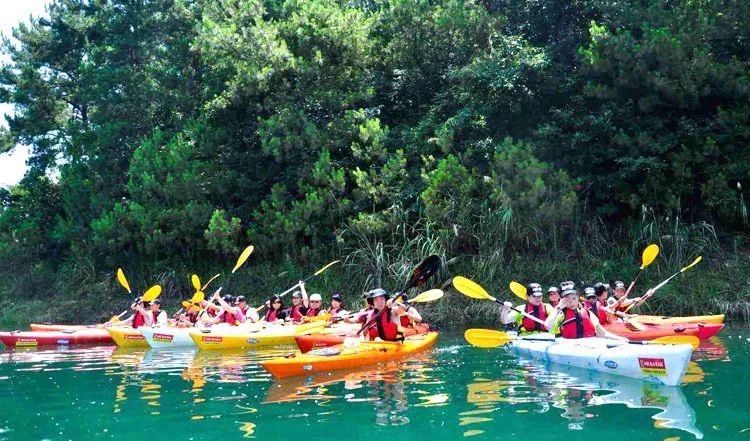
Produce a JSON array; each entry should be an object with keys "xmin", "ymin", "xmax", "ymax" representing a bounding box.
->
[
  {"xmin": 153, "ymin": 333, "xmax": 173, "ymax": 342},
  {"xmin": 125, "ymin": 334, "xmax": 145, "ymax": 340},
  {"xmin": 202, "ymin": 336, "xmax": 222, "ymax": 343},
  {"xmin": 638, "ymin": 357, "xmax": 667, "ymax": 376}
]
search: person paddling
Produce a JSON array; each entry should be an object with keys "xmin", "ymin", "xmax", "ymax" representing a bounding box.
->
[
  {"xmin": 117, "ymin": 298, "xmax": 149, "ymax": 328},
  {"xmin": 361, "ymin": 289, "xmax": 414, "ymax": 342},
  {"xmin": 545, "ymin": 289, "xmax": 626, "ymax": 341},
  {"xmin": 326, "ymin": 293, "xmax": 349, "ymax": 320},
  {"xmin": 262, "ymin": 295, "xmax": 288, "ymax": 323},
  {"xmin": 286, "ymin": 282, "xmax": 310, "ymax": 322},
  {"xmin": 500, "ymin": 283, "xmax": 552, "ymax": 334},
  {"xmin": 610, "ymin": 280, "xmax": 641, "ymax": 313},
  {"xmin": 134, "ymin": 299, "xmax": 167, "ymax": 327}
]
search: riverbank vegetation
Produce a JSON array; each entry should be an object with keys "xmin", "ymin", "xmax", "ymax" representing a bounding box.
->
[{"xmin": 1, "ymin": 0, "xmax": 749, "ymax": 326}]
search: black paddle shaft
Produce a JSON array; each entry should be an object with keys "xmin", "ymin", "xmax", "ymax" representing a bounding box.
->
[{"xmin": 358, "ymin": 255, "xmax": 441, "ymax": 335}]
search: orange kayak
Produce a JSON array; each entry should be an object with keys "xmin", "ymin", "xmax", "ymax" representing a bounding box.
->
[
  {"xmin": 263, "ymin": 332, "xmax": 439, "ymax": 378},
  {"xmin": 0, "ymin": 329, "xmax": 112, "ymax": 347},
  {"xmin": 629, "ymin": 314, "xmax": 725, "ymax": 325},
  {"xmin": 606, "ymin": 322, "xmax": 724, "ymax": 341}
]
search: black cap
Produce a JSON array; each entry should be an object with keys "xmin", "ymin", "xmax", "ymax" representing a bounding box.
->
[
  {"xmin": 236, "ymin": 295, "xmax": 246, "ymax": 303},
  {"xmin": 331, "ymin": 293, "xmax": 343, "ymax": 302},
  {"xmin": 367, "ymin": 288, "xmax": 389, "ymax": 300}
]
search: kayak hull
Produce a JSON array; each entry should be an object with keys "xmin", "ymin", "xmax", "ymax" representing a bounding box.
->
[
  {"xmin": 295, "ymin": 324, "xmax": 431, "ymax": 353},
  {"xmin": 107, "ymin": 327, "xmax": 150, "ymax": 348},
  {"xmin": 139, "ymin": 327, "xmax": 196, "ymax": 348},
  {"xmin": 30, "ymin": 324, "xmax": 93, "ymax": 332},
  {"xmin": 510, "ymin": 335, "xmax": 692, "ymax": 386},
  {"xmin": 631, "ymin": 314, "xmax": 725, "ymax": 325},
  {"xmin": 0, "ymin": 329, "xmax": 112, "ymax": 347},
  {"xmin": 262, "ymin": 332, "xmax": 439, "ymax": 379},
  {"xmin": 189, "ymin": 325, "xmax": 300, "ymax": 350},
  {"xmin": 606, "ymin": 322, "xmax": 724, "ymax": 341},
  {"xmin": 296, "ymin": 334, "xmax": 346, "ymax": 353}
]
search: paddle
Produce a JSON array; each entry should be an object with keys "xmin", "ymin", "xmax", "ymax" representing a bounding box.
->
[
  {"xmin": 509, "ymin": 281, "xmax": 527, "ymax": 302},
  {"xmin": 624, "ymin": 256, "xmax": 702, "ymax": 313},
  {"xmin": 300, "ymin": 289, "xmax": 445, "ymax": 336},
  {"xmin": 108, "ymin": 268, "xmax": 134, "ymax": 323},
  {"xmin": 255, "ymin": 260, "xmax": 342, "ymax": 312},
  {"xmin": 464, "ymin": 328, "xmax": 700, "ymax": 349},
  {"xmin": 623, "ymin": 244, "xmax": 660, "ymax": 297},
  {"xmin": 358, "ymin": 255, "xmax": 442, "ymax": 336},
  {"xmin": 453, "ymin": 276, "xmax": 546, "ymax": 327},
  {"xmin": 222, "ymin": 245, "xmax": 254, "ymax": 292},
  {"xmin": 191, "ymin": 274, "xmax": 201, "ymax": 292}
]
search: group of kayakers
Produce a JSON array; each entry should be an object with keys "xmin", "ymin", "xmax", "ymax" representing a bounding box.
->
[
  {"xmin": 116, "ymin": 281, "xmax": 426, "ymax": 342},
  {"xmin": 500, "ymin": 280, "xmax": 654, "ymax": 340}
]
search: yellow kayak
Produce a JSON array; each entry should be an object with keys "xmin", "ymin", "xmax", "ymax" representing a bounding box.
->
[
  {"xmin": 630, "ymin": 314, "xmax": 725, "ymax": 325},
  {"xmin": 107, "ymin": 326, "xmax": 150, "ymax": 348},
  {"xmin": 189, "ymin": 322, "xmax": 360, "ymax": 350}
]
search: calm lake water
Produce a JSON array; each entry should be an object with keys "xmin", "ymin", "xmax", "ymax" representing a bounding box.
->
[{"xmin": 0, "ymin": 326, "xmax": 748, "ymax": 440}]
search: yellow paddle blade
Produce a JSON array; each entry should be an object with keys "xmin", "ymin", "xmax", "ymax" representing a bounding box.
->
[
  {"xmin": 681, "ymin": 256, "xmax": 702, "ymax": 272},
  {"xmin": 201, "ymin": 273, "xmax": 221, "ymax": 291},
  {"xmin": 109, "ymin": 315, "xmax": 121, "ymax": 323},
  {"xmin": 464, "ymin": 328, "xmax": 512, "ymax": 348},
  {"xmin": 191, "ymin": 291, "xmax": 205, "ymax": 304},
  {"xmin": 509, "ymin": 281, "xmax": 527, "ymax": 301},
  {"xmin": 295, "ymin": 321, "xmax": 328, "ymax": 335},
  {"xmin": 651, "ymin": 335, "xmax": 700, "ymax": 349},
  {"xmin": 142, "ymin": 285, "xmax": 162, "ymax": 302},
  {"xmin": 641, "ymin": 244, "xmax": 660, "ymax": 268},
  {"xmin": 182, "ymin": 300, "xmax": 193, "ymax": 309},
  {"xmin": 452, "ymin": 276, "xmax": 495, "ymax": 301},
  {"xmin": 409, "ymin": 289, "xmax": 444, "ymax": 303},
  {"xmin": 623, "ymin": 317, "xmax": 647, "ymax": 331},
  {"xmin": 232, "ymin": 245, "xmax": 255, "ymax": 273},
  {"xmin": 313, "ymin": 260, "xmax": 340, "ymax": 276},
  {"xmin": 116, "ymin": 268, "xmax": 131, "ymax": 294},
  {"xmin": 191, "ymin": 274, "xmax": 201, "ymax": 291}
]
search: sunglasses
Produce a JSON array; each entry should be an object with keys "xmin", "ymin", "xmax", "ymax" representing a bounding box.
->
[{"xmin": 310, "ymin": 300, "xmax": 321, "ymax": 303}]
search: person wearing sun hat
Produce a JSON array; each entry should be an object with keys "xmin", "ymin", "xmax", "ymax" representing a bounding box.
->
[
  {"xmin": 501, "ymin": 282, "xmax": 553, "ymax": 334},
  {"xmin": 545, "ymin": 288, "xmax": 627, "ymax": 340},
  {"xmin": 305, "ymin": 293, "xmax": 325, "ymax": 317}
]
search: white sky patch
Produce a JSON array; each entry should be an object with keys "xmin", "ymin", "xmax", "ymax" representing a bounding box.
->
[{"xmin": 0, "ymin": 0, "xmax": 51, "ymax": 188}]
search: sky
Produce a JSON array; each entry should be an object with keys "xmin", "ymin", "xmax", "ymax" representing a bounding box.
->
[{"xmin": 0, "ymin": 0, "xmax": 50, "ymax": 187}]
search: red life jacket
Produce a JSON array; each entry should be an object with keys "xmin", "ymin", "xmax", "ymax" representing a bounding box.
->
[
  {"xmin": 327, "ymin": 307, "xmax": 341, "ymax": 315},
  {"xmin": 584, "ymin": 300, "xmax": 604, "ymax": 324},
  {"xmin": 224, "ymin": 310, "xmax": 237, "ymax": 326},
  {"xmin": 132, "ymin": 311, "xmax": 146, "ymax": 329},
  {"xmin": 265, "ymin": 309, "xmax": 278, "ymax": 322},
  {"xmin": 521, "ymin": 303, "xmax": 548, "ymax": 332},
  {"xmin": 560, "ymin": 308, "xmax": 596, "ymax": 339},
  {"xmin": 288, "ymin": 305, "xmax": 303, "ymax": 321},
  {"xmin": 400, "ymin": 315, "xmax": 411, "ymax": 327},
  {"xmin": 366, "ymin": 308, "xmax": 400, "ymax": 341},
  {"xmin": 186, "ymin": 311, "xmax": 199, "ymax": 324},
  {"xmin": 306, "ymin": 308, "xmax": 321, "ymax": 317},
  {"xmin": 239, "ymin": 306, "xmax": 248, "ymax": 316},
  {"xmin": 596, "ymin": 299, "xmax": 609, "ymax": 324}
]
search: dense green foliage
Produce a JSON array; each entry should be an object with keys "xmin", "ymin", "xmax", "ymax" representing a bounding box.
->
[{"xmin": 1, "ymin": 0, "xmax": 748, "ymax": 325}]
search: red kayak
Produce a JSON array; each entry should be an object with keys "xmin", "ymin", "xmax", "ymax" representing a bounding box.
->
[
  {"xmin": 296, "ymin": 334, "xmax": 346, "ymax": 353},
  {"xmin": 0, "ymin": 329, "xmax": 113, "ymax": 348},
  {"xmin": 30, "ymin": 324, "xmax": 93, "ymax": 332},
  {"xmin": 605, "ymin": 322, "xmax": 724, "ymax": 341}
]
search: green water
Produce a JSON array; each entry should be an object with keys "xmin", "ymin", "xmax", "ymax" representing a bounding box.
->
[{"xmin": 0, "ymin": 327, "xmax": 748, "ymax": 441}]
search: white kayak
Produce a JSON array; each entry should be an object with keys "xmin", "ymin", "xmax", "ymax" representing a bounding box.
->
[
  {"xmin": 510, "ymin": 334, "xmax": 692, "ymax": 386},
  {"xmin": 139, "ymin": 327, "xmax": 196, "ymax": 348}
]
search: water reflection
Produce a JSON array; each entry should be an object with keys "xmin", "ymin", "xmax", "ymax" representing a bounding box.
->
[
  {"xmin": 464, "ymin": 359, "xmax": 704, "ymax": 439},
  {"xmin": 0, "ymin": 335, "xmax": 726, "ymax": 440}
]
